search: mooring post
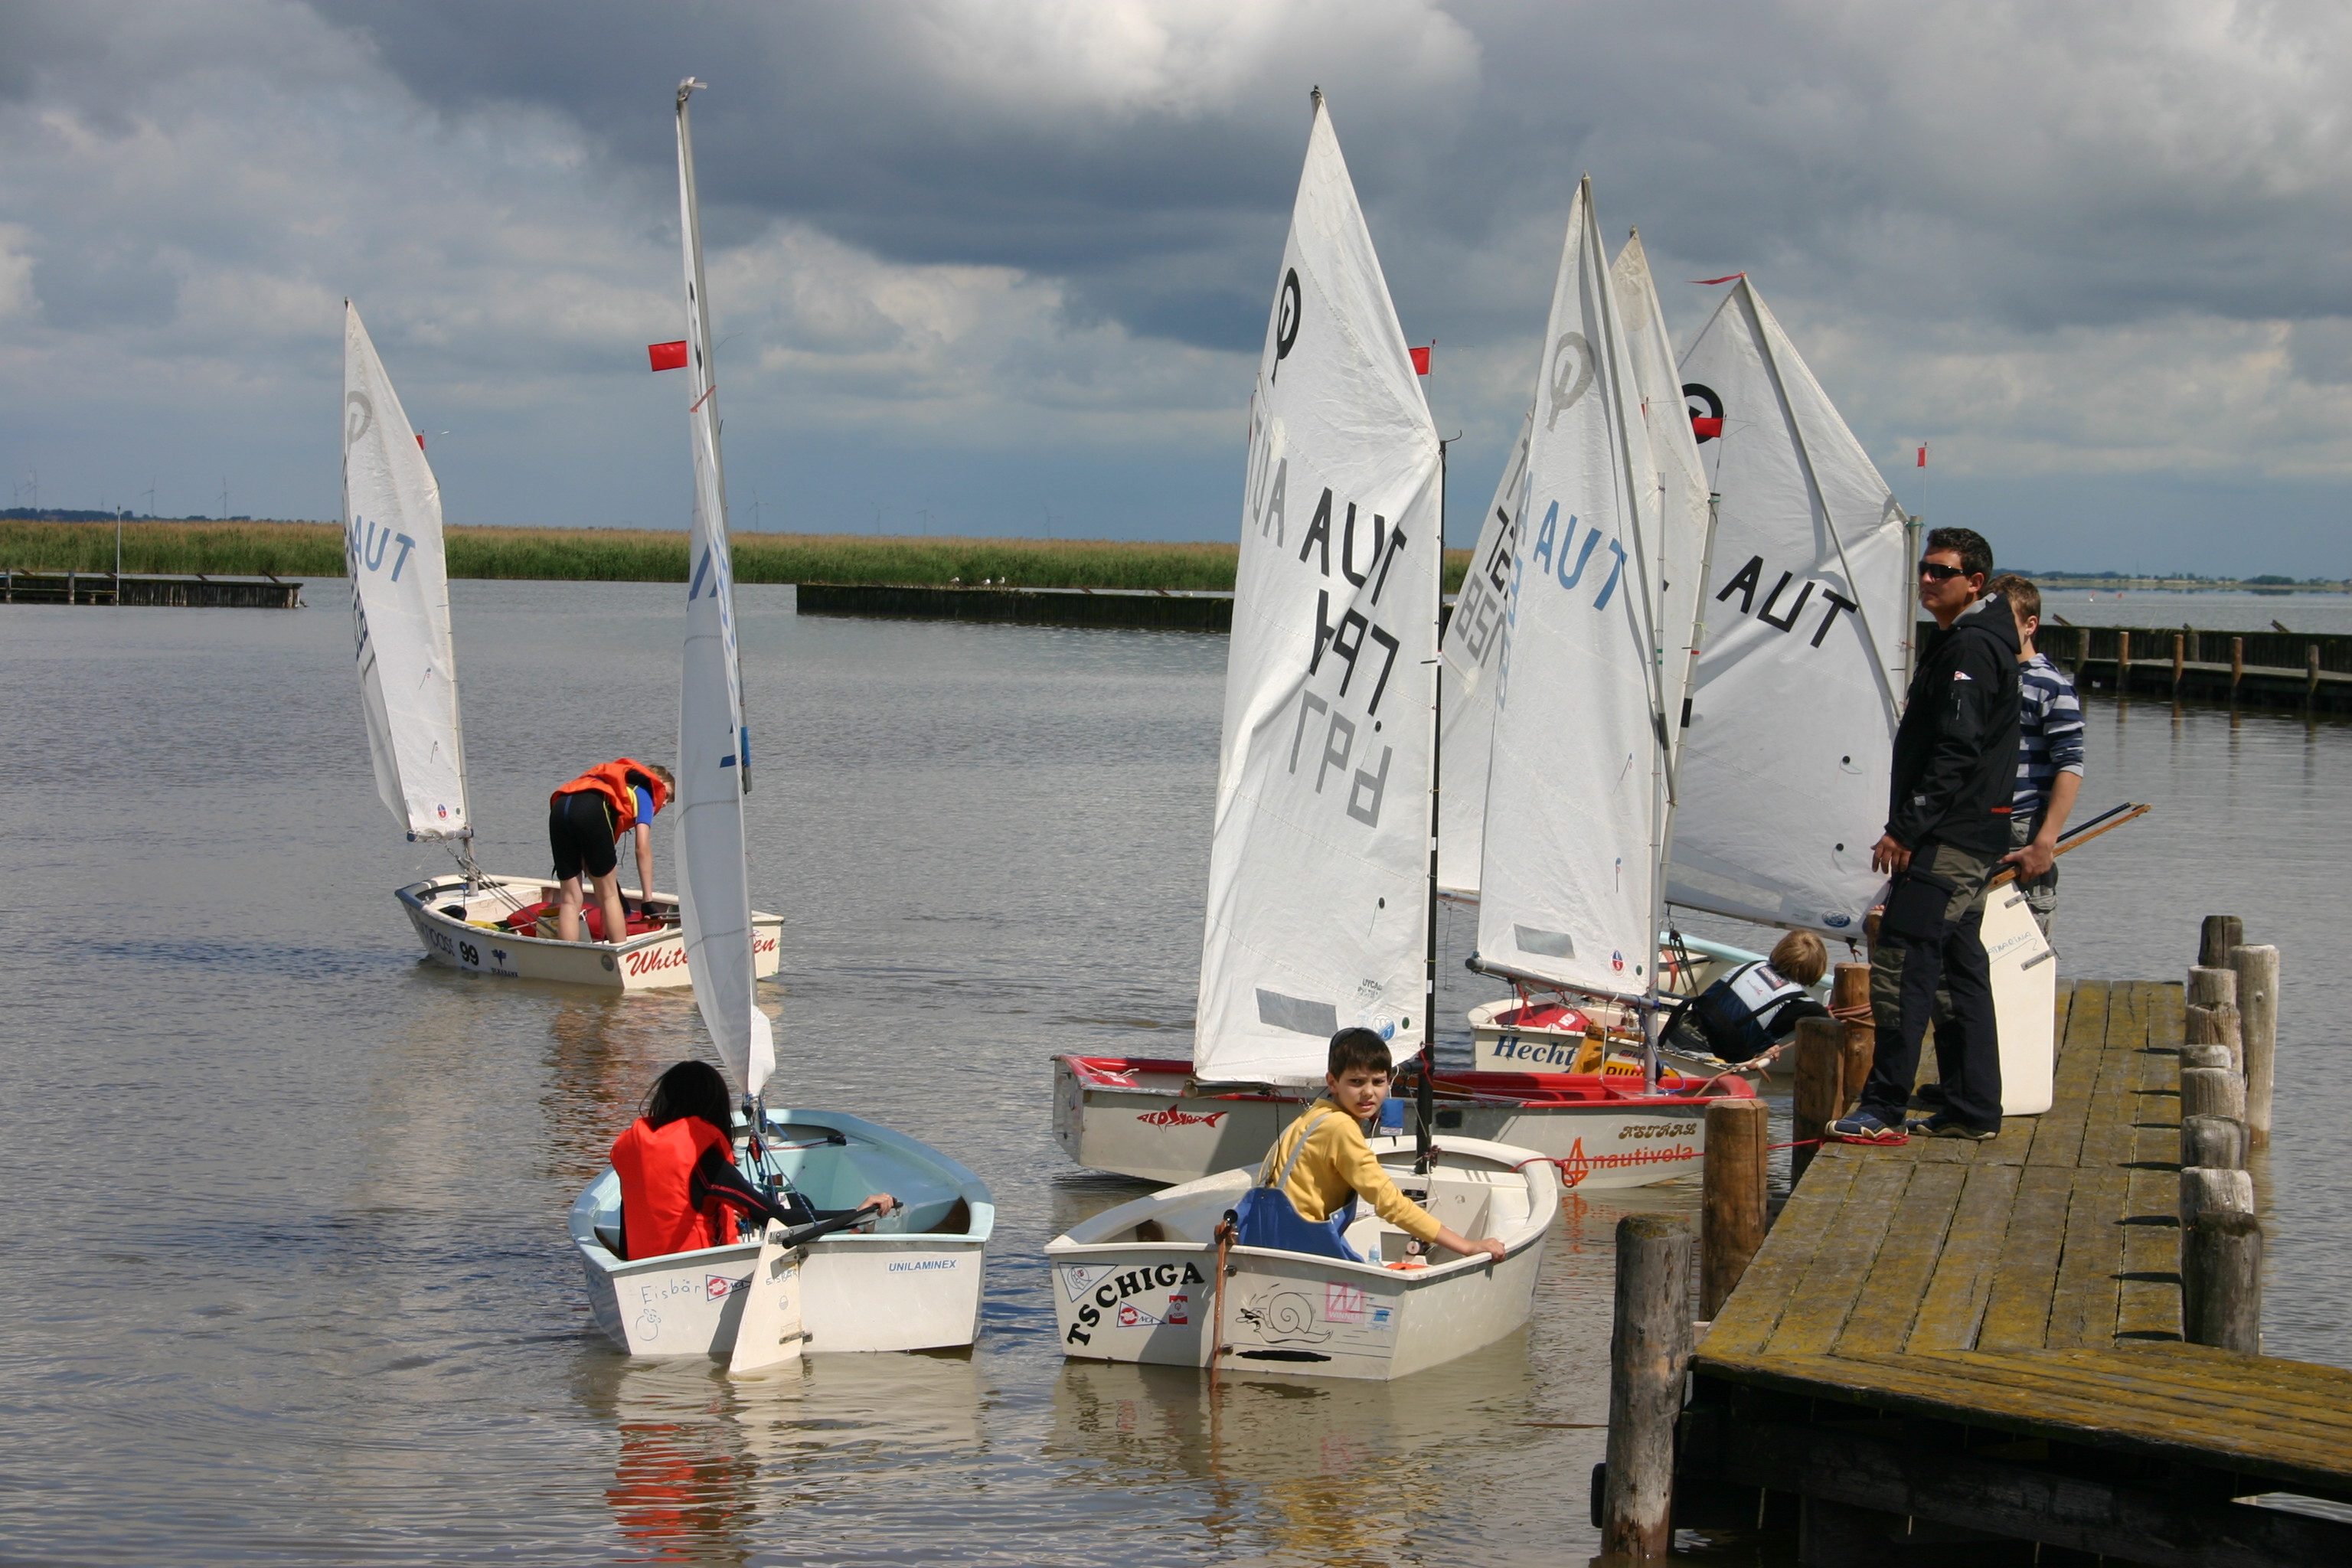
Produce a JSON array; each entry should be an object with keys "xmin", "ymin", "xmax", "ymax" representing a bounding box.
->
[
  {"xmin": 1832, "ymin": 962, "xmax": 1873, "ymax": 1111},
  {"xmin": 2118, "ymin": 629, "xmax": 2132, "ymax": 692},
  {"xmin": 2180, "ymin": 1166, "xmax": 2261, "ymax": 1354},
  {"xmin": 1602, "ymin": 1214, "xmax": 1693, "ymax": 1560},
  {"xmin": 1700, "ymin": 1097, "xmax": 1768, "ymax": 1319},
  {"xmin": 2198, "ymin": 916, "xmax": 2243, "ymax": 970},
  {"xmin": 2181, "ymin": 1065, "xmax": 2247, "ymax": 1125},
  {"xmin": 2180, "ymin": 1114, "xmax": 2248, "ymax": 1173},
  {"xmin": 2308, "ymin": 645, "xmax": 2322, "ymax": 710},
  {"xmin": 1791, "ymin": 1017, "xmax": 1844, "ymax": 1184},
  {"xmin": 2230, "ymin": 944, "xmax": 2279, "ymax": 1148},
  {"xmin": 2230, "ymin": 636, "xmax": 2245, "ymax": 699},
  {"xmin": 2171, "ymin": 632, "xmax": 2185, "ymax": 694}
]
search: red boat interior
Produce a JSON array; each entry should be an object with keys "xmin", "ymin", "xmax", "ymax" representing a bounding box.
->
[{"xmin": 1061, "ymin": 1055, "xmax": 1756, "ymax": 1108}]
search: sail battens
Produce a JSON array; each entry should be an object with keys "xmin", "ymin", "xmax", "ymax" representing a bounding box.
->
[
  {"xmin": 1664, "ymin": 277, "xmax": 1909, "ymax": 936},
  {"xmin": 1193, "ymin": 98, "xmax": 1440, "ymax": 1086},
  {"xmin": 343, "ymin": 303, "xmax": 470, "ymax": 844},
  {"xmin": 671, "ymin": 83, "xmax": 773, "ymax": 1097}
]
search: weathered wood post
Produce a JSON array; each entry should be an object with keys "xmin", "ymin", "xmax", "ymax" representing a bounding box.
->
[
  {"xmin": 2118, "ymin": 629, "xmax": 2132, "ymax": 692},
  {"xmin": 2311, "ymin": 645, "xmax": 2324, "ymax": 710},
  {"xmin": 1791, "ymin": 1018, "xmax": 1845, "ymax": 1183},
  {"xmin": 2230, "ymin": 944, "xmax": 2279, "ymax": 1148},
  {"xmin": 2198, "ymin": 916, "xmax": 2243, "ymax": 970},
  {"xmin": 2180, "ymin": 1065, "xmax": 2247, "ymax": 1125},
  {"xmin": 1833, "ymin": 962, "xmax": 1873, "ymax": 1113},
  {"xmin": 2171, "ymin": 632, "xmax": 2185, "ymax": 694},
  {"xmin": 1700, "ymin": 1097, "xmax": 1769, "ymax": 1319},
  {"xmin": 2230, "ymin": 635, "xmax": 2245, "ymax": 699},
  {"xmin": 1602, "ymin": 1214, "xmax": 1694, "ymax": 1559},
  {"xmin": 2180, "ymin": 1166, "xmax": 2261, "ymax": 1354},
  {"xmin": 2180, "ymin": 1114, "xmax": 2247, "ymax": 1172}
]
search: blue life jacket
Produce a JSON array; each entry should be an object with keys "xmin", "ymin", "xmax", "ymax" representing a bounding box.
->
[{"xmin": 1230, "ymin": 1108, "xmax": 1363, "ymax": 1262}]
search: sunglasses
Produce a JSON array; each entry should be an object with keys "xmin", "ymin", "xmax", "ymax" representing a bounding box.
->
[{"xmin": 1918, "ymin": 562, "xmax": 1970, "ymax": 581}]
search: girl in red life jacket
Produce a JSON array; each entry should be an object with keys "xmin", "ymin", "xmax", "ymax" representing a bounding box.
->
[{"xmin": 608, "ymin": 1061, "xmax": 894, "ymax": 1262}]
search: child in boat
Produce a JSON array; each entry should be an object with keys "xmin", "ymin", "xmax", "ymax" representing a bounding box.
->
[
  {"xmin": 1236, "ymin": 1029, "xmax": 1507, "ymax": 1265},
  {"xmin": 609, "ymin": 1060, "xmax": 894, "ymax": 1261},
  {"xmin": 1661, "ymin": 930, "xmax": 1833, "ymax": 1066},
  {"xmin": 548, "ymin": 758, "xmax": 675, "ymax": 944}
]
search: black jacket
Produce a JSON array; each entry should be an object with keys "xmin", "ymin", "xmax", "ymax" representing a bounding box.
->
[{"xmin": 1886, "ymin": 593, "xmax": 2022, "ymax": 857}]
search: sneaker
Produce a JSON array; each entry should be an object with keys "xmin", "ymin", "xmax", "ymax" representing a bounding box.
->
[
  {"xmin": 1909, "ymin": 1083, "xmax": 1949, "ymax": 1111},
  {"xmin": 1909, "ymin": 1115, "xmax": 1997, "ymax": 1142},
  {"xmin": 1826, "ymin": 1109, "xmax": 1909, "ymax": 1145}
]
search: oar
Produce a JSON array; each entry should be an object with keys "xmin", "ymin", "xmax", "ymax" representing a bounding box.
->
[
  {"xmin": 727, "ymin": 1201, "xmax": 888, "ymax": 1376},
  {"xmin": 1984, "ymin": 802, "xmax": 2150, "ymax": 891}
]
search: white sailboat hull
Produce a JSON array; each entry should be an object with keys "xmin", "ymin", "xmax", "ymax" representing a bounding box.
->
[
  {"xmin": 570, "ymin": 1108, "xmax": 993, "ymax": 1358},
  {"xmin": 397, "ymin": 874, "xmax": 782, "ymax": 991},
  {"xmin": 1050, "ymin": 1135, "xmax": 1551, "ymax": 1381},
  {"xmin": 1054, "ymin": 1056, "xmax": 1750, "ymax": 1192}
]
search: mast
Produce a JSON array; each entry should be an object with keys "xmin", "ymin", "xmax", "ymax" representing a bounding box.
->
[{"xmin": 1419, "ymin": 437, "xmax": 1446, "ymax": 1172}]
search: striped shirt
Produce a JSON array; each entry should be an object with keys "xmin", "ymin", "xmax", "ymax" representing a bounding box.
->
[{"xmin": 2015, "ymin": 652, "xmax": 2086, "ymax": 824}]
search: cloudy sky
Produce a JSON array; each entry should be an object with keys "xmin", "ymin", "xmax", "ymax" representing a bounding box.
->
[{"xmin": 2, "ymin": 0, "xmax": 2346, "ymax": 573}]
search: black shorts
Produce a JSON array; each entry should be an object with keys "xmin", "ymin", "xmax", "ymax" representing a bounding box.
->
[{"xmin": 549, "ymin": 791, "xmax": 619, "ymax": 881}]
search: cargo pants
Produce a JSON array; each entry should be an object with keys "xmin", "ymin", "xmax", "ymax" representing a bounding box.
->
[{"xmin": 1859, "ymin": 841, "xmax": 2002, "ymax": 1132}]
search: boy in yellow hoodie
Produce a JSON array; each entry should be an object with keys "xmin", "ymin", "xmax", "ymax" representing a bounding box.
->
[{"xmin": 1239, "ymin": 1028, "xmax": 1506, "ymax": 1264}]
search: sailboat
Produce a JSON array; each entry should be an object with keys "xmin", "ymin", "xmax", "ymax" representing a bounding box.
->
[
  {"xmin": 1051, "ymin": 93, "xmax": 1552, "ymax": 1381},
  {"xmin": 1468, "ymin": 272, "xmax": 1916, "ymax": 1075},
  {"xmin": 346, "ymin": 304, "xmax": 784, "ymax": 989},
  {"xmin": 570, "ymin": 80, "xmax": 991, "ymax": 1361},
  {"xmin": 1050, "ymin": 132, "xmax": 1750, "ymax": 1198}
]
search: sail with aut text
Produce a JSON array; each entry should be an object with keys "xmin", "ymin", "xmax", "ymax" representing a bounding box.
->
[
  {"xmin": 1475, "ymin": 179, "xmax": 1666, "ymax": 1000},
  {"xmin": 671, "ymin": 80, "xmax": 774, "ymax": 1097},
  {"xmin": 1436, "ymin": 401, "xmax": 1531, "ymax": 899},
  {"xmin": 1665, "ymin": 276, "xmax": 1909, "ymax": 935},
  {"xmin": 1194, "ymin": 93, "xmax": 1442, "ymax": 1085},
  {"xmin": 343, "ymin": 302, "xmax": 470, "ymax": 843}
]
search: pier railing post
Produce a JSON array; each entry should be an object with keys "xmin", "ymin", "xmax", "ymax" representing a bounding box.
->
[
  {"xmin": 2198, "ymin": 916, "xmax": 2243, "ymax": 971},
  {"xmin": 1700, "ymin": 1098, "xmax": 1768, "ymax": 1319},
  {"xmin": 2180, "ymin": 1166, "xmax": 2261, "ymax": 1354},
  {"xmin": 2230, "ymin": 944, "xmax": 2278, "ymax": 1148},
  {"xmin": 1602, "ymin": 1214, "xmax": 1693, "ymax": 1560},
  {"xmin": 1790, "ymin": 1018, "xmax": 1844, "ymax": 1184}
]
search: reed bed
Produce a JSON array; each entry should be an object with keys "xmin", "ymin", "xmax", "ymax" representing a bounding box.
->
[{"xmin": 2, "ymin": 519, "xmax": 1472, "ymax": 592}]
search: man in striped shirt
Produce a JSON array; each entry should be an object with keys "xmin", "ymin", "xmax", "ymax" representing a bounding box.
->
[{"xmin": 1989, "ymin": 575, "xmax": 2085, "ymax": 942}]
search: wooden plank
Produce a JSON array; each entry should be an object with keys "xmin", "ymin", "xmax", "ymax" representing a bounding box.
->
[
  {"xmin": 1987, "ymin": 978, "xmax": 2106, "ymax": 1168},
  {"xmin": 1702, "ymin": 1156, "xmax": 1861, "ymax": 1356},
  {"xmin": 1975, "ymin": 1165, "xmax": 2079, "ymax": 1349},
  {"xmin": 2023, "ymin": 1346, "xmax": 2352, "ymax": 1424},
  {"xmin": 2026, "ymin": 981, "xmax": 2130, "ymax": 1168},
  {"xmin": 1905, "ymin": 1162, "xmax": 2023, "ymax": 1351},
  {"xmin": 1910, "ymin": 1351, "xmax": 2352, "ymax": 1459},
  {"xmin": 2044, "ymin": 1166, "xmax": 2131, "ymax": 1348},
  {"xmin": 1832, "ymin": 1161, "xmax": 1969, "ymax": 1354},
  {"xmin": 2078, "ymin": 1010, "xmax": 2149, "ymax": 1168},
  {"xmin": 1762, "ymin": 1158, "xmax": 1916, "ymax": 1355}
]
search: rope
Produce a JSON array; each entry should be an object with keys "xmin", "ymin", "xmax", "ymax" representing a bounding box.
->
[
  {"xmin": 1210, "ymin": 1214, "xmax": 1236, "ymax": 1398},
  {"xmin": 1769, "ymin": 1137, "xmax": 1823, "ymax": 1152}
]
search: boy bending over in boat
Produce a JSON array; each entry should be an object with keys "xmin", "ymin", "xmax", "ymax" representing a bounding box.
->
[
  {"xmin": 1236, "ymin": 1028, "xmax": 1506, "ymax": 1265},
  {"xmin": 548, "ymin": 757, "xmax": 675, "ymax": 945},
  {"xmin": 609, "ymin": 1061, "xmax": 895, "ymax": 1261},
  {"xmin": 1662, "ymin": 930, "xmax": 1834, "ymax": 1067}
]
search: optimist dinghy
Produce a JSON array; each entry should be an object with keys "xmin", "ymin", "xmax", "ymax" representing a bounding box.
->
[
  {"xmin": 572, "ymin": 78, "xmax": 990, "ymax": 1365},
  {"xmin": 341, "ymin": 303, "xmax": 782, "ymax": 988},
  {"xmin": 1050, "ymin": 1133, "xmax": 1552, "ymax": 1381}
]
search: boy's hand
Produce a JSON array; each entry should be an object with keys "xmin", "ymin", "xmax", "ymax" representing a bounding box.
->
[{"xmin": 1434, "ymin": 1225, "xmax": 1506, "ymax": 1265}]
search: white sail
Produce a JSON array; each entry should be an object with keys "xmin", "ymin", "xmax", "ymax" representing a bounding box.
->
[
  {"xmin": 1610, "ymin": 231, "xmax": 1712, "ymax": 794},
  {"xmin": 671, "ymin": 80, "xmax": 774, "ymax": 1098},
  {"xmin": 1435, "ymin": 400, "xmax": 1531, "ymax": 899},
  {"xmin": 342, "ymin": 302, "xmax": 469, "ymax": 842},
  {"xmin": 1664, "ymin": 276, "xmax": 1909, "ymax": 935},
  {"xmin": 1194, "ymin": 93, "xmax": 1442, "ymax": 1085},
  {"xmin": 1474, "ymin": 179, "xmax": 1666, "ymax": 999}
]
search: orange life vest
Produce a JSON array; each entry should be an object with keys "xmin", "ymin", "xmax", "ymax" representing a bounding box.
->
[
  {"xmin": 551, "ymin": 757, "xmax": 670, "ymax": 835},
  {"xmin": 609, "ymin": 1116, "xmax": 734, "ymax": 1259}
]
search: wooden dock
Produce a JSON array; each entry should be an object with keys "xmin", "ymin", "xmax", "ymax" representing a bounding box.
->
[
  {"xmin": 2, "ymin": 570, "xmax": 303, "ymax": 609},
  {"xmin": 1668, "ymin": 978, "xmax": 2352, "ymax": 1565},
  {"xmin": 795, "ymin": 581, "xmax": 1231, "ymax": 631}
]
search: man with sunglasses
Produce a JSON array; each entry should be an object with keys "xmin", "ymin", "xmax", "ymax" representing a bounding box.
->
[{"xmin": 1830, "ymin": 527, "xmax": 2022, "ymax": 1145}]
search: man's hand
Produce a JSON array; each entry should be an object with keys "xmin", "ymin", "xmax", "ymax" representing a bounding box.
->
[
  {"xmin": 1870, "ymin": 832, "xmax": 1913, "ymax": 875},
  {"xmin": 2001, "ymin": 838, "xmax": 2057, "ymax": 880}
]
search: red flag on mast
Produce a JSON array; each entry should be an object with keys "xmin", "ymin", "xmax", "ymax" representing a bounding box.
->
[
  {"xmin": 1410, "ymin": 345, "xmax": 1432, "ymax": 376},
  {"xmin": 648, "ymin": 340, "xmax": 689, "ymax": 372},
  {"xmin": 1917, "ymin": 445, "xmax": 1928, "ymax": 468}
]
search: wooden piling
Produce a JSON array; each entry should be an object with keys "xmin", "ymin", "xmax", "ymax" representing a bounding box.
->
[
  {"xmin": 2180, "ymin": 1042, "xmax": 2233, "ymax": 1073},
  {"xmin": 2313, "ymin": 645, "xmax": 2325, "ymax": 710},
  {"xmin": 2186, "ymin": 965, "xmax": 2236, "ymax": 1008},
  {"xmin": 2231, "ymin": 635, "xmax": 2246, "ymax": 697},
  {"xmin": 2118, "ymin": 629, "xmax": 2132, "ymax": 689},
  {"xmin": 2181, "ymin": 1066, "xmax": 2247, "ymax": 1125},
  {"xmin": 2180, "ymin": 1166, "xmax": 2261, "ymax": 1354},
  {"xmin": 1700, "ymin": 1098, "xmax": 1769, "ymax": 1320},
  {"xmin": 1790, "ymin": 1018, "xmax": 1845, "ymax": 1183},
  {"xmin": 2180, "ymin": 1114, "xmax": 2248, "ymax": 1173},
  {"xmin": 1832, "ymin": 962, "xmax": 1873, "ymax": 1111},
  {"xmin": 2172, "ymin": 632, "xmax": 2186, "ymax": 693},
  {"xmin": 2185, "ymin": 1003, "xmax": 2243, "ymax": 1071},
  {"xmin": 2230, "ymin": 944, "xmax": 2279, "ymax": 1148},
  {"xmin": 2198, "ymin": 916, "xmax": 2243, "ymax": 970},
  {"xmin": 1602, "ymin": 1214, "xmax": 1693, "ymax": 1560}
]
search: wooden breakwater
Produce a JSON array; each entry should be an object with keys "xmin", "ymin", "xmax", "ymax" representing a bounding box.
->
[
  {"xmin": 1940, "ymin": 620, "xmax": 2352, "ymax": 713},
  {"xmin": 795, "ymin": 582, "xmax": 1233, "ymax": 632},
  {"xmin": 1594, "ymin": 917, "xmax": 2350, "ymax": 1565},
  {"xmin": 2, "ymin": 570, "xmax": 302, "ymax": 609}
]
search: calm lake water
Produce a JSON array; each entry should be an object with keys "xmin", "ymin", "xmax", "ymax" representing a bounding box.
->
[{"xmin": 2, "ymin": 581, "xmax": 2343, "ymax": 1566}]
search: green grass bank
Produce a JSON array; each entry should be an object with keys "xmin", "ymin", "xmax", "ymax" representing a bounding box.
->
[{"xmin": 3, "ymin": 519, "xmax": 1476, "ymax": 592}]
